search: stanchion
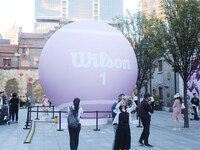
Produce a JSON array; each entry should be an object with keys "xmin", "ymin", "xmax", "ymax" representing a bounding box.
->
[
  {"xmin": 24, "ymin": 107, "xmax": 31, "ymax": 129},
  {"xmin": 137, "ymin": 108, "xmax": 142, "ymax": 128},
  {"xmin": 35, "ymin": 106, "xmax": 39, "ymax": 120},
  {"xmin": 51, "ymin": 105, "xmax": 55, "ymax": 119},
  {"xmin": 29, "ymin": 106, "xmax": 32, "ymax": 122},
  {"xmin": 94, "ymin": 111, "xmax": 100, "ymax": 131},
  {"xmin": 57, "ymin": 111, "xmax": 63, "ymax": 131}
]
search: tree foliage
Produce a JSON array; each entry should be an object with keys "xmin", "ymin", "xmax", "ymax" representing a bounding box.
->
[
  {"xmin": 114, "ymin": 10, "xmax": 162, "ymax": 93},
  {"xmin": 150, "ymin": 0, "xmax": 200, "ymax": 128}
]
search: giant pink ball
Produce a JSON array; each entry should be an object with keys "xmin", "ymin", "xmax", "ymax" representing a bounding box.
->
[{"xmin": 39, "ymin": 20, "xmax": 138, "ymax": 119}]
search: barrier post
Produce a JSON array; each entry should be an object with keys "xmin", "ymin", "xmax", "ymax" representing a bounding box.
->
[
  {"xmin": 57, "ymin": 111, "xmax": 63, "ymax": 131},
  {"xmin": 51, "ymin": 105, "xmax": 55, "ymax": 119},
  {"xmin": 24, "ymin": 107, "xmax": 31, "ymax": 129},
  {"xmin": 137, "ymin": 108, "xmax": 142, "ymax": 128},
  {"xmin": 94, "ymin": 111, "xmax": 100, "ymax": 131},
  {"xmin": 29, "ymin": 106, "xmax": 32, "ymax": 122},
  {"xmin": 35, "ymin": 106, "xmax": 39, "ymax": 120}
]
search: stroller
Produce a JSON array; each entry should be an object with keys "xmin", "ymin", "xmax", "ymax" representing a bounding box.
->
[{"xmin": 0, "ymin": 104, "xmax": 10, "ymax": 125}]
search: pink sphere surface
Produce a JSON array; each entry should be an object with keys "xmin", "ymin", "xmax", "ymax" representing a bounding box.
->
[{"xmin": 39, "ymin": 20, "xmax": 138, "ymax": 119}]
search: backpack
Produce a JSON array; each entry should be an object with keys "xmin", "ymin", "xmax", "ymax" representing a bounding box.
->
[{"xmin": 67, "ymin": 106, "xmax": 79, "ymax": 128}]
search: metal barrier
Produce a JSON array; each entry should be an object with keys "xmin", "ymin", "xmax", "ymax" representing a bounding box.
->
[{"xmin": 24, "ymin": 105, "xmax": 112, "ymax": 132}]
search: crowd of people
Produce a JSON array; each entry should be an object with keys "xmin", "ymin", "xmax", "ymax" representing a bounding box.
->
[
  {"xmin": 0, "ymin": 91, "xmax": 50, "ymax": 124},
  {"xmin": 1, "ymin": 90, "xmax": 199, "ymax": 150}
]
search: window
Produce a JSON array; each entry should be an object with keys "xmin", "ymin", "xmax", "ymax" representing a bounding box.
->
[
  {"xmin": 94, "ymin": 4, "xmax": 98, "ymax": 9},
  {"xmin": 159, "ymin": 87, "xmax": 163, "ymax": 100},
  {"xmin": 3, "ymin": 59, "xmax": 11, "ymax": 69},
  {"xmin": 145, "ymin": 84, "xmax": 148, "ymax": 93},
  {"xmin": 62, "ymin": 1, "xmax": 66, "ymax": 6},
  {"xmin": 94, "ymin": 10, "xmax": 98, "ymax": 15},
  {"xmin": 158, "ymin": 60, "xmax": 162, "ymax": 72},
  {"xmin": 22, "ymin": 48, "xmax": 29, "ymax": 59},
  {"xmin": 3, "ymin": 59, "xmax": 11, "ymax": 67},
  {"xmin": 62, "ymin": 14, "xmax": 66, "ymax": 18},
  {"xmin": 94, "ymin": 16, "xmax": 98, "ymax": 20},
  {"xmin": 62, "ymin": 7, "xmax": 66, "ymax": 13},
  {"xmin": 153, "ymin": 89, "xmax": 156, "ymax": 96}
]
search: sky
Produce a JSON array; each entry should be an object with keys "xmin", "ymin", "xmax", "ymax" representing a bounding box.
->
[{"xmin": 0, "ymin": 0, "xmax": 140, "ymax": 38}]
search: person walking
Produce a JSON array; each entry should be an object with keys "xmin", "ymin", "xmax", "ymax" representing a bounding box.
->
[
  {"xmin": 172, "ymin": 93, "xmax": 182, "ymax": 130},
  {"xmin": 9, "ymin": 93, "xmax": 19, "ymax": 123},
  {"xmin": 113, "ymin": 95, "xmax": 136, "ymax": 150},
  {"xmin": 139, "ymin": 93, "xmax": 153, "ymax": 147},
  {"xmin": 187, "ymin": 95, "xmax": 193, "ymax": 120},
  {"xmin": 67, "ymin": 98, "xmax": 83, "ymax": 150},
  {"xmin": 42, "ymin": 95, "xmax": 49, "ymax": 115},
  {"xmin": 111, "ymin": 93, "xmax": 124, "ymax": 150},
  {"xmin": 191, "ymin": 93, "xmax": 200, "ymax": 120}
]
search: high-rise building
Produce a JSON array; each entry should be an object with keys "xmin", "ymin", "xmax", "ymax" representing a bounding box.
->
[
  {"xmin": 35, "ymin": 0, "xmax": 123, "ymax": 33},
  {"xmin": 35, "ymin": 0, "xmax": 61, "ymax": 33},
  {"xmin": 5, "ymin": 26, "xmax": 19, "ymax": 45},
  {"xmin": 142, "ymin": 0, "xmax": 165, "ymax": 20}
]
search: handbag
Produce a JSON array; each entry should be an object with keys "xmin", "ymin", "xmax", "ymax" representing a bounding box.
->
[
  {"xmin": 181, "ymin": 103, "xmax": 185, "ymax": 109},
  {"xmin": 67, "ymin": 106, "xmax": 79, "ymax": 128}
]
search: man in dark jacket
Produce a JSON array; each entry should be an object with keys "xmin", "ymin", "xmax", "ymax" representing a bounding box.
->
[
  {"xmin": 139, "ymin": 93, "xmax": 153, "ymax": 147},
  {"xmin": 191, "ymin": 93, "xmax": 200, "ymax": 120}
]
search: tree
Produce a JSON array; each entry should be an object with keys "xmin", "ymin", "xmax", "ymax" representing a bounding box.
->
[
  {"xmin": 150, "ymin": 0, "xmax": 200, "ymax": 128},
  {"xmin": 114, "ymin": 10, "xmax": 162, "ymax": 123}
]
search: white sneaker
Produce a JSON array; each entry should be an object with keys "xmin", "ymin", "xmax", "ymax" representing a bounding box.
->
[{"xmin": 173, "ymin": 127, "xmax": 177, "ymax": 130}]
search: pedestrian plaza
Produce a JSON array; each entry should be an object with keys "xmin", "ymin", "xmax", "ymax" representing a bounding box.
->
[{"xmin": 0, "ymin": 108, "xmax": 199, "ymax": 150}]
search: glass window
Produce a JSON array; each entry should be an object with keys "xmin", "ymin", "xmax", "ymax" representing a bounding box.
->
[
  {"xmin": 153, "ymin": 89, "xmax": 156, "ymax": 96},
  {"xmin": 62, "ymin": 1, "xmax": 66, "ymax": 6},
  {"xmin": 3, "ymin": 59, "xmax": 11, "ymax": 67},
  {"xmin": 158, "ymin": 60, "xmax": 162, "ymax": 72},
  {"xmin": 159, "ymin": 87, "xmax": 163, "ymax": 100},
  {"xmin": 22, "ymin": 48, "xmax": 29, "ymax": 59},
  {"xmin": 62, "ymin": 7, "xmax": 66, "ymax": 13},
  {"xmin": 94, "ymin": 4, "xmax": 98, "ymax": 9}
]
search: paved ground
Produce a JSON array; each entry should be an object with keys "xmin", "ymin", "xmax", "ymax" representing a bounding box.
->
[{"xmin": 0, "ymin": 107, "xmax": 200, "ymax": 150}]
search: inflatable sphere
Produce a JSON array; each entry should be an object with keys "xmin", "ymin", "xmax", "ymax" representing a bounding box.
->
[{"xmin": 39, "ymin": 20, "xmax": 138, "ymax": 119}]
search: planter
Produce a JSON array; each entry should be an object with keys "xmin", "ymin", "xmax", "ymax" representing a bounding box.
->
[{"xmin": 155, "ymin": 105, "xmax": 162, "ymax": 111}]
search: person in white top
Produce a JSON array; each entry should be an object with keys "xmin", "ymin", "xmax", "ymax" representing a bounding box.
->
[
  {"xmin": 113, "ymin": 95, "xmax": 137, "ymax": 150},
  {"xmin": 150, "ymin": 96, "xmax": 155, "ymax": 112},
  {"xmin": 67, "ymin": 98, "xmax": 83, "ymax": 150}
]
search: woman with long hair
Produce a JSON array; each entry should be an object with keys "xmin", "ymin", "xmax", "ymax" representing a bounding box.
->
[
  {"xmin": 172, "ymin": 93, "xmax": 182, "ymax": 130},
  {"xmin": 113, "ymin": 95, "xmax": 136, "ymax": 150},
  {"xmin": 67, "ymin": 98, "xmax": 83, "ymax": 150}
]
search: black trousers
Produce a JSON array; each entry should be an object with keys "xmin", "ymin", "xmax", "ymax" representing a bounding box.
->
[
  {"xmin": 139, "ymin": 118, "xmax": 150, "ymax": 145},
  {"xmin": 193, "ymin": 106, "xmax": 199, "ymax": 120},
  {"xmin": 68, "ymin": 124, "xmax": 81, "ymax": 150},
  {"xmin": 11, "ymin": 110, "xmax": 18, "ymax": 122}
]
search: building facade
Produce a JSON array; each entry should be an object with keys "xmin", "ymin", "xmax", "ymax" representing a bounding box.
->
[
  {"xmin": 142, "ymin": 0, "xmax": 165, "ymax": 20},
  {"xmin": 35, "ymin": 0, "xmax": 123, "ymax": 33},
  {"xmin": 0, "ymin": 27, "xmax": 58, "ymax": 102},
  {"xmin": 141, "ymin": 0, "xmax": 180, "ymax": 108}
]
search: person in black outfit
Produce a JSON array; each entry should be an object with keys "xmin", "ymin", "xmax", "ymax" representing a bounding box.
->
[
  {"xmin": 191, "ymin": 93, "xmax": 200, "ymax": 120},
  {"xmin": 111, "ymin": 93, "xmax": 124, "ymax": 150},
  {"xmin": 68, "ymin": 98, "xmax": 83, "ymax": 150},
  {"xmin": 9, "ymin": 93, "xmax": 19, "ymax": 123},
  {"xmin": 113, "ymin": 96, "xmax": 136, "ymax": 150},
  {"xmin": 139, "ymin": 93, "xmax": 153, "ymax": 147}
]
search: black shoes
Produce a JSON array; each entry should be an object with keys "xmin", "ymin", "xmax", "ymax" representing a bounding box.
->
[
  {"xmin": 145, "ymin": 144, "xmax": 153, "ymax": 147},
  {"xmin": 138, "ymin": 141, "xmax": 144, "ymax": 146}
]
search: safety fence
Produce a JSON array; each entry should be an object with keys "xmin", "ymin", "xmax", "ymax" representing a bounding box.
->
[{"xmin": 23, "ymin": 105, "xmax": 112, "ymax": 131}]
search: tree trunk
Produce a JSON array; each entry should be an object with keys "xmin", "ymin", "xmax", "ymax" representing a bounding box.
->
[{"xmin": 183, "ymin": 80, "xmax": 189, "ymax": 128}]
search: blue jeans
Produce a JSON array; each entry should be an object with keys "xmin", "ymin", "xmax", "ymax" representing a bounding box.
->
[{"xmin": 112, "ymin": 124, "xmax": 118, "ymax": 150}]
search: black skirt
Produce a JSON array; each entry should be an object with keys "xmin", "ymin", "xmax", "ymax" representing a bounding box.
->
[{"xmin": 114, "ymin": 111, "xmax": 131, "ymax": 150}]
